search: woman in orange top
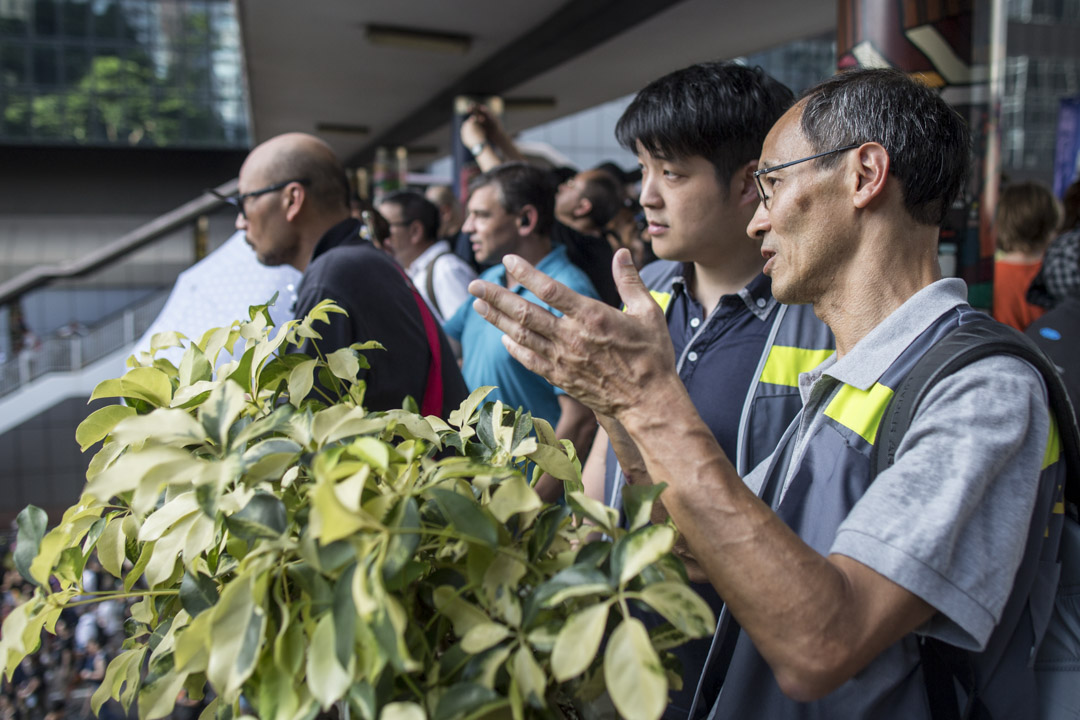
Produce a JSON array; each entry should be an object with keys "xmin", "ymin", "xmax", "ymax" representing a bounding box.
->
[{"xmin": 993, "ymin": 182, "xmax": 1060, "ymax": 331}]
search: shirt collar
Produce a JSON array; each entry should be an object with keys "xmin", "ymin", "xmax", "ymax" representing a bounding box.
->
[
  {"xmin": 310, "ymin": 217, "xmax": 364, "ymax": 263},
  {"xmin": 408, "ymin": 239, "xmax": 451, "ymax": 271},
  {"xmin": 669, "ymin": 264, "xmax": 776, "ymax": 321},
  {"xmin": 818, "ymin": 278, "xmax": 970, "ymax": 391}
]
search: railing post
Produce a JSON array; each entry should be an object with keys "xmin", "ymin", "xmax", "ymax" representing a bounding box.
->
[
  {"xmin": 17, "ymin": 351, "xmax": 30, "ymax": 386},
  {"xmin": 71, "ymin": 335, "xmax": 82, "ymax": 369},
  {"xmin": 123, "ymin": 310, "xmax": 135, "ymax": 345}
]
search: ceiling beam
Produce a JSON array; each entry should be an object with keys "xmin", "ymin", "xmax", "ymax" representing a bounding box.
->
[{"xmin": 346, "ymin": 0, "xmax": 688, "ymax": 167}]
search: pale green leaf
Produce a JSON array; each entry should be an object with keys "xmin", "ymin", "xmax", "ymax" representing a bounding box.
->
[
  {"xmin": 110, "ymin": 409, "xmax": 207, "ymax": 449},
  {"xmin": 310, "ymin": 478, "xmax": 379, "ymax": 545},
  {"xmin": 460, "ymin": 622, "xmax": 511, "ymax": 654},
  {"xmin": 121, "ymin": 367, "xmax": 174, "ymax": 407},
  {"xmin": 288, "ymin": 359, "xmax": 318, "ymax": 408},
  {"xmin": 150, "ymin": 331, "xmax": 186, "ymax": 353},
  {"xmin": 613, "ymin": 525, "xmax": 676, "ymax": 586},
  {"xmin": 89, "ymin": 378, "xmax": 126, "ymax": 402},
  {"xmin": 552, "ymin": 603, "xmax": 610, "ymax": 681},
  {"xmin": 183, "ymin": 514, "xmax": 216, "ymax": 567},
  {"xmin": 206, "ymin": 574, "xmax": 261, "ymax": 702},
  {"xmin": 382, "ymin": 409, "xmax": 440, "ymax": 444},
  {"xmin": 638, "ymin": 583, "xmax": 716, "ymax": 639},
  {"xmin": 178, "ymin": 343, "xmax": 213, "ymax": 387},
  {"xmin": 96, "ymin": 514, "xmax": 130, "ymax": 579},
  {"xmin": 348, "ymin": 437, "xmax": 390, "ymax": 470},
  {"xmin": 566, "ymin": 491, "xmax": 619, "ymax": 535},
  {"xmin": 144, "ymin": 513, "xmax": 197, "ymax": 587},
  {"xmin": 75, "ymin": 405, "xmax": 137, "ymax": 452},
  {"xmin": 448, "ymin": 386, "xmax": 495, "ymax": 429},
  {"xmin": 172, "ymin": 380, "xmax": 218, "ymax": 408},
  {"xmin": 138, "ymin": 492, "xmax": 199, "ymax": 542},
  {"xmin": 433, "ymin": 586, "xmax": 490, "ymax": 637},
  {"xmin": 604, "ymin": 618, "xmax": 667, "ymax": 720},
  {"xmin": 199, "ymin": 380, "xmax": 248, "ymax": 449},
  {"xmin": 311, "ymin": 405, "xmax": 386, "ymax": 446},
  {"xmin": 85, "ymin": 446, "xmax": 195, "ymax": 501},
  {"xmin": 86, "ymin": 440, "xmax": 124, "ymax": 480},
  {"xmin": 327, "ymin": 347, "xmax": 360, "ymax": 383},
  {"xmin": 379, "ymin": 702, "xmax": 425, "ymax": 720},
  {"xmin": 91, "ymin": 648, "xmax": 146, "ymax": 716},
  {"xmin": 511, "ymin": 645, "xmax": 546, "ymax": 707},
  {"xmin": 306, "ymin": 613, "xmax": 352, "ymax": 710},
  {"xmin": 488, "ymin": 476, "xmax": 542, "ymax": 524},
  {"xmin": 138, "ymin": 664, "xmax": 189, "ymax": 720}
]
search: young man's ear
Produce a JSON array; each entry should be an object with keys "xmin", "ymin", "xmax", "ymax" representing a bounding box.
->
[{"xmin": 735, "ymin": 160, "xmax": 760, "ymax": 207}]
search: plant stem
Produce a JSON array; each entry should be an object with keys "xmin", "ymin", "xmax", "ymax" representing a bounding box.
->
[{"xmin": 62, "ymin": 590, "xmax": 179, "ymax": 608}]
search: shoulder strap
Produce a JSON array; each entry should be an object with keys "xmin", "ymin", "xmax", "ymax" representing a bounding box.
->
[
  {"xmin": 425, "ymin": 250, "xmax": 452, "ymax": 319},
  {"xmin": 873, "ymin": 317, "xmax": 1080, "ymax": 505},
  {"xmin": 870, "ymin": 316, "xmax": 1080, "ymax": 720},
  {"xmin": 392, "ymin": 263, "xmax": 444, "ymax": 417}
]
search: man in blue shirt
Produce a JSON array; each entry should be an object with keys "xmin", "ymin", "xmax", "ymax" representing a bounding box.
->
[{"xmin": 444, "ymin": 163, "xmax": 599, "ymax": 498}]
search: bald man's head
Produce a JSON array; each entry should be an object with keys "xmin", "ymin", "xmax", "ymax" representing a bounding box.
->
[{"xmin": 242, "ymin": 133, "xmax": 350, "ymax": 215}]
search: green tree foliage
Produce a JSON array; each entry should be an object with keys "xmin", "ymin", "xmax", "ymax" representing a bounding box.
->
[{"xmin": 0, "ymin": 298, "xmax": 716, "ymax": 720}]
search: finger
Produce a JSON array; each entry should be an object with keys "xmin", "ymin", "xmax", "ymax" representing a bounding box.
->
[
  {"xmin": 467, "ymin": 280, "xmax": 561, "ymax": 349},
  {"xmin": 502, "ymin": 254, "xmax": 596, "ymax": 318},
  {"xmin": 611, "ymin": 248, "xmax": 658, "ymax": 317},
  {"xmin": 500, "ymin": 333, "xmax": 558, "ymax": 382}
]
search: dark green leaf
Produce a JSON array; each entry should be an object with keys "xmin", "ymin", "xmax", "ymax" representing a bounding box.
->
[
  {"xmin": 574, "ymin": 540, "xmax": 612, "ymax": 569},
  {"xmin": 428, "ymin": 489, "xmax": 498, "ymax": 548},
  {"xmin": 316, "ymin": 540, "xmax": 356, "ymax": 575},
  {"xmin": 511, "ymin": 413, "xmax": 534, "ymax": 454},
  {"xmin": 196, "ymin": 482, "xmax": 219, "ymax": 519},
  {"xmin": 180, "ymin": 571, "xmax": 219, "ymax": 617},
  {"xmin": 333, "ymin": 564, "xmax": 357, "ymax": 670},
  {"xmin": 527, "ymin": 566, "xmax": 611, "ymax": 622},
  {"xmin": 347, "ymin": 682, "xmax": 377, "ymax": 720},
  {"xmin": 148, "ymin": 617, "xmax": 174, "ymax": 652},
  {"xmin": 81, "ymin": 516, "xmax": 108, "ymax": 562},
  {"xmin": 434, "ymin": 683, "xmax": 500, "ymax": 720},
  {"xmin": 475, "ymin": 402, "xmax": 497, "ymax": 451},
  {"xmin": 527, "ymin": 504, "xmax": 570, "ymax": 562},
  {"xmin": 382, "ymin": 498, "xmax": 420, "ymax": 583},
  {"xmin": 225, "ymin": 344, "xmax": 256, "ymax": 395},
  {"xmin": 225, "ymin": 492, "xmax": 287, "ymax": 541},
  {"xmin": 14, "ymin": 505, "xmax": 48, "ymax": 585},
  {"xmin": 622, "ymin": 482, "xmax": 667, "ymax": 533}
]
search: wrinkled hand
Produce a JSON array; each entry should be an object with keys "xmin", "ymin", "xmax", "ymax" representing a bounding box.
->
[{"xmin": 468, "ymin": 248, "xmax": 678, "ymax": 419}]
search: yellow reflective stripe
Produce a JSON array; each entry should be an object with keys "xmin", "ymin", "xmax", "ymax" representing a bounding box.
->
[
  {"xmin": 1042, "ymin": 414, "xmax": 1061, "ymax": 470},
  {"xmin": 824, "ymin": 383, "xmax": 895, "ymax": 445},
  {"xmin": 649, "ymin": 290, "xmax": 672, "ymax": 313},
  {"xmin": 759, "ymin": 346, "xmax": 835, "ymax": 388},
  {"xmin": 1053, "ymin": 501, "xmax": 1065, "ymax": 515}
]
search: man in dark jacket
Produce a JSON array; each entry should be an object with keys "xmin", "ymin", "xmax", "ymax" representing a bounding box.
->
[{"xmin": 223, "ymin": 132, "xmax": 467, "ymax": 417}]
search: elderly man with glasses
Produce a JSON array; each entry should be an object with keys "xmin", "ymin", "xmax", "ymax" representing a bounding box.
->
[
  {"xmin": 465, "ymin": 70, "xmax": 1067, "ymax": 718},
  {"xmin": 213, "ymin": 132, "xmax": 467, "ymax": 418}
]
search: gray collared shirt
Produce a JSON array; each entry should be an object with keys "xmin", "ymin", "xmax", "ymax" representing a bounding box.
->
[{"xmin": 745, "ymin": 278, "xmax": 1049, "ymax": 650}]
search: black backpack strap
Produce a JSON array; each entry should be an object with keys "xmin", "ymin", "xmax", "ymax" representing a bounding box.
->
[{"xmin": 871, "ymin": 317, "xmax": 1080, "ymax": 720}]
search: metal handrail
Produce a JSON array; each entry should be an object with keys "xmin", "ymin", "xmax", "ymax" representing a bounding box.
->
[{"xmin": 0, "ymin": 178, "xmax": 237, "ymax": 307}]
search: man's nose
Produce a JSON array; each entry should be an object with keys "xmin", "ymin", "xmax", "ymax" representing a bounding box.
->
[{"xmin": 747, "ymin": 201, "xmax": 770, "ymax": 240}]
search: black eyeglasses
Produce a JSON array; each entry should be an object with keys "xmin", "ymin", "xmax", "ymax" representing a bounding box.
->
[
  {"xmin": 753, "ymin": 145, "xmax": 860, "ymax": 209},
  {"xmin": 207, "ymin": 178, "xmax": 310, "ymax": 219}
]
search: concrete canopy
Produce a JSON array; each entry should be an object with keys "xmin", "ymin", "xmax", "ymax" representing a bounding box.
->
[{"xmin": 236, "ymin": 0, "xmax": 835, "ymax": 169}]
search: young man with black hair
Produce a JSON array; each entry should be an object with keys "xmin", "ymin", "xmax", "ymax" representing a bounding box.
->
[
  {"xmin": 580, "ymin": 61, "xmax": 833, "ymax": 720},
  {"xmin": 469, "ymin": 69, "xmax": 1064, "ymax": 719}
]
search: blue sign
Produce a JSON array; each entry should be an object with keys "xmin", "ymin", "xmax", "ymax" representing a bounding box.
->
[{"xmin": 1054, "ymin": 97, "xmax": 1080, "ymax": 198}]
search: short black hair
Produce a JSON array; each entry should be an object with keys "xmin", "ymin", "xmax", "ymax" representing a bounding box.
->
[
  {"xmin": 469, "ymin": 162, "xmax": 556, "ymax": 237},
  {"xmin": 380, "ymin": 190, "xmax": 439, "ymax": 241},
  {"xmin": 616, "ymin": 61, "xmax": 794, "ymax": 186},
  {"xmin": 799, "ymin": 68, "xmax": 970, "ymax": 227},
  {"xmin": 579, "ymin": 171, "xmax": 622, "ymax": 228}
]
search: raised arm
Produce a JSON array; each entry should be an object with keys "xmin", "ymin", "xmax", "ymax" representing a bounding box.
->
[{"xmin": 467, "ymin": 250, "xmax": 937, "ymax": 700}]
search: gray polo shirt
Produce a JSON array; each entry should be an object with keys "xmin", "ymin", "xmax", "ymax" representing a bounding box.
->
[{"xmin": 745, "ymin": 278, "xmax": 1049, "ymax": 650}]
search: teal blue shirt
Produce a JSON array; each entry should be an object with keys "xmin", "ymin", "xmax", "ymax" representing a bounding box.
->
[{"xmin": 444, "ymin": 245, "xmax": 600, "ymax": 426}]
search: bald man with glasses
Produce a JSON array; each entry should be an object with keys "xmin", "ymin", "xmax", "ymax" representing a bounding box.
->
[{"xmin": 213, "ymin": 132, "xmax": 467, "ymax": 417}]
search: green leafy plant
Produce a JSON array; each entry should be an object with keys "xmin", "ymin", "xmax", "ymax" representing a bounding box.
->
[{"xmin": 0, "ymin": 299, "xmax": 714, "ymax": 720}]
